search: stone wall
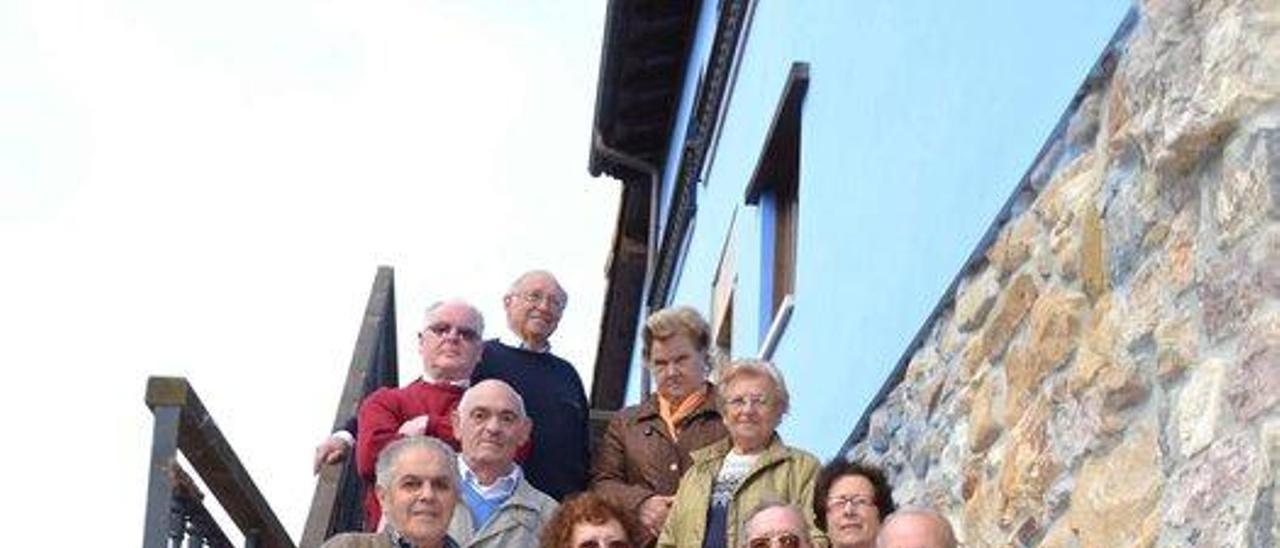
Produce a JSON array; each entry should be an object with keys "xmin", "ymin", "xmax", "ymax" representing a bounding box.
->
[{"xmin": 846, "ymin": 1, "xmax": 1279, "ymax": 546}]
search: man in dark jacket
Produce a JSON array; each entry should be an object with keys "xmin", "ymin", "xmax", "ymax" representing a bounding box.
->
[{"xmin": 590, "ymin": 306, "xmax": 729, "ymax": 546}]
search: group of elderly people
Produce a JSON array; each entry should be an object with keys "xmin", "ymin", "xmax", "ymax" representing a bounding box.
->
[{"xmin": 316, "ymin": 270, "xmax": 956, "ymax": 548}]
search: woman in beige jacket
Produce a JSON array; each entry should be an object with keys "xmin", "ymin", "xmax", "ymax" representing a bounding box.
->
[{"xmin": 657, "ymin": 360, "xmax": 826, "ymax": 548}]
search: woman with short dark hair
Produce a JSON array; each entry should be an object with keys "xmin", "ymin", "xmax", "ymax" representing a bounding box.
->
[{"xmin": 812, "ymin": 460, "xmax": 894, "ymax": 548}]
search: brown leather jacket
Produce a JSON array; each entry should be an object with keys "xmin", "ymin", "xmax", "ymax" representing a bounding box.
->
[{"xmin": 590, "ymin": 384, "xmax": 729, "ymax": 545}]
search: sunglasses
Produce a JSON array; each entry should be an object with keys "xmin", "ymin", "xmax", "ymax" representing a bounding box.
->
[
  {"xmin": 422, "ymin": 322, "xmax": 481, "ymax": 342},
  {"xmin": 747, "ymin": 532, "xmax": 802, "ymax": 548}
]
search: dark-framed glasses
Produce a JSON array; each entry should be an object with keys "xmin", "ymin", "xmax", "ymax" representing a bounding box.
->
[
  {"xmin": 422, "ymin": 322, "xmax": 481, "ymax": 342},
  {"xmin": 747, "ymin": 532, "xmax": 802, "ymax": 548}
]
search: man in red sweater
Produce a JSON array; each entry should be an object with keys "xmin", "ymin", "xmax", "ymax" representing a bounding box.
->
[{"xmin": 355, "ymin": 298, "xmax": 486, "ymax": 530}]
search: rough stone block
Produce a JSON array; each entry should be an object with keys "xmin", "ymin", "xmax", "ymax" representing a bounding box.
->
[
  {"xmin": 1214, "ymin": 125, "xmax": 1279, "ymax": 247},
  {"xmin": 1262, "ymin": 419, "xmax": 1280, "ymax": 547},
  {"xmin": 1163, "ymin": 431, "xmax": 1267, "ymax": 545},
  {"xmin": 1082, "ymin": 203, "xmax": 1109, "ymax": 298},
  {"xmin": 1264, "ymin": 418, "xmax": 1280, "ymax": 482},
  {"xmin": 1254, "ymin": 225, "xmax": 1280, "ymax": 298},
  {"xmin": 1165, "ymin": 204, "xmax": 1198, "ymax": 295},
  {"xmin": 1118, "ymin": 0, "xmax": 1267, "ymax": 177},
  {"xmin": 968, "ymin": 371, "xmax": 1004, "ymax": 453},
  {"xmin": 1226, "ymin": 311, "xmax": 1280, "ymax": 421},
  {"xmin": 1123, "ymin": 255, "xmax": 1171, "ymax": 346},
  {"xmin": 1099, "ymin": 357, "xmax": 1149, "ymax": 418},
  {"xmin": 1048, "ymin": 389, "xmax": 1102, "ymax": 471},
  {"xmin": 1198, "ymin": 246, "xmax": 1261, "ymax": 343},
  {"xmin": 1155, "ymin": 312, "xmax": 1198, "ymax": 383},
  {"xmin": 1106, "ymin": 168, "xmax": 1160, "ymax": 288},
  {"xmin": 1028, "ymin": 288, "xmax": 1087, "ymax": 371},
  {"xmin": 1176, "ymin": 357, "xmax": 1228, "ymax": 457},
  {"xmin": 981, "ymin": 273, "xmax": 1040, "ymax": 363},
  {"xmin": 963, "ymin": 475, "xmax": 1008, "ymax": 547},
  {"xmin": 999, "ymin": 396, "xmax": 1060, "ymax": 526},
  {"xmin": 988, "ymin": 215, "xmax": 1040, "ymax": 278},
  {"xmin": 955, "ymin": 267, "xmax": 1000, "ymax": 333},
  {"xmin": 1068, "ymin": 417, "xmax": 1163, "ymax": 548}
]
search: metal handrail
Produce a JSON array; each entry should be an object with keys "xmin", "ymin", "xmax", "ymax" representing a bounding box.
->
[
  {"xmin": 299, "ymin": 266, "xmax": 400, "ymax": 547},
  {"xmin": 143, "ymin": 377, "xmax": 294, "ymax": 548}
]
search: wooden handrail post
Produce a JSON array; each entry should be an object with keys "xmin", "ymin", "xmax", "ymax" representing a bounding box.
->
[
  {"xmin": 300, "ymin": 266, "xmax": 400, "ymax": 548},
  {"xmin": 143, "ymin": 377, "xmax": 296, "ymax": 548},
  {"xmin": 142, "ymin": 405, "xmax": 181, "ymax": 548}
]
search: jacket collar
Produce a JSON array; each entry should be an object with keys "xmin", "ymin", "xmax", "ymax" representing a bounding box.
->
[
  {"xmin": 691, "ymin": 433, "xmax": 789, "ymax": 469},
  {"xmin": 634, "ymin": 383, "xmax": 719, "ymax": 424},
  {"xmin": 451, "ymin": 478, "xmax": 547, "ymax": 544}
]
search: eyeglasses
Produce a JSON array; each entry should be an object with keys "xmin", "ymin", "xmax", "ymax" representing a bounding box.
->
[
  {"xmin": 826, "ymin": 495, "xmax": 875, "ymax": 512},
  {"xmin": 747, "ymin": 532, "xmax": 802, "ymax": 548},
  {"xmin": 575, "ymin": 540, "xmax": 630, "ymax": 548},
  {"xmin": 422, "ymin": 322, "xmax": 481, "ymax": 342},
  {"xmin": 725, "ymin": 394, "xmax": 773, "ymax": 410},
  {"xmin": 516, "ymin": 290, "xmax": 565, "ymax": 311}
]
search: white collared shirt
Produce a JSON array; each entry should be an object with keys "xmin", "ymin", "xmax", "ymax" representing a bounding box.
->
[
  {"xmin": 457, "ymin": 456, "xmax": 523, "ymax": 501},
  {"xmin": 420, "ymin": 373, "xmax": 472, "ymax": 387}
]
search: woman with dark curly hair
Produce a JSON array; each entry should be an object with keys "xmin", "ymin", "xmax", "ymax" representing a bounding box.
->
[
  {"xmin": 812, "ymin": 460, "xmax": 895, "ymax": 548},
  {"xmin": 540, "ymin": 491, "xmax": 643, "ymax": 548}
]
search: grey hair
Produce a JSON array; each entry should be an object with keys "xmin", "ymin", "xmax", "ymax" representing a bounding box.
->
[
  {"xmin": 740, "ymin": 499, "xmax": 810, "ymax": 546},
  {"xmin": 458, "ymin": 379, "xmax": 527, "ymax": 418},
  {"xmin": 717, "ymin": 359, "xmax": 791, "ymax": 416},
  {"xmin": 506, "ymin": 270, "xmax": 568, "ymax": 306},
  {"xmin": 374, "ymin": 436, "xmax": 460, "ymax": 490},
  {"xmin": 424, "ymin": 298, "xmax": 485, "ymax": 336},
  {"xmin": 877, "ymin": 506, "xmax": 957, "ymax": 548}
]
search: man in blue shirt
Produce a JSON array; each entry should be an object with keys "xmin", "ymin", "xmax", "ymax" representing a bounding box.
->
[{"xmin": 447, "ymin": 379, "xmax": 557, "ymax": 547}]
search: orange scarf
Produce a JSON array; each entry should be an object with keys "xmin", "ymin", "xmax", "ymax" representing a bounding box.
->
[{"xmin": 657, "ymin": 385, "xmax": 708, "ymax": 441}]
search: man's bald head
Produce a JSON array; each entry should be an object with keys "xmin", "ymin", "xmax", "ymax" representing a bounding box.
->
[{"xmin": 875, "ymin": 507, "xmax": 956, "ymax": 548}]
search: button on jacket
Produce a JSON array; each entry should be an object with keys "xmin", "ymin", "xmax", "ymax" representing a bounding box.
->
[{"xmin": 656, "ymin": 435, "xmax": 827, "ymax": 548}]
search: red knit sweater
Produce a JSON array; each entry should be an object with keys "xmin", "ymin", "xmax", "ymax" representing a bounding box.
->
[{"xmin": 355, "ymin": 379, "xmax": 464, "ymax": 530}]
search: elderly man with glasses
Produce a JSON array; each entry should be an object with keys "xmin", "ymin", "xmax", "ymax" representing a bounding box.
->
[
  {"xmin": 355, "ymin": 299, "xmax": 488, "ymax": 530},
  {"xmin": 472, "ymin": 270, "xmax": 590, "ymax": 502},
  {"xmin": 742, "ymin": 502, "xmax": 815, "ymax": 548},
  {"xmin": 316, "ymin": 271, "xmax": 589, "ymax": 502}
]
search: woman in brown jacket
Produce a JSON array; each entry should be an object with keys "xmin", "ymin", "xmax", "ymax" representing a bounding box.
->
[{"xmin": 590, "ymin": 306, "xmax": 730, "ymax": 546}]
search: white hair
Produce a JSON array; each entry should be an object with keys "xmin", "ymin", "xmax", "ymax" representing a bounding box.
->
[
  {"xmin": 374, "ymin": 436, "xmax": 459, "ymax": 489},
  {"xmin": 424, "ymin": 298, "xmax": 485, "ymax": 335}
]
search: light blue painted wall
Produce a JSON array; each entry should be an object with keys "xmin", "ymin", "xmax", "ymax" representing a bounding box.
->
[{"xmin": 633, "ymin": 1, "xmax": 1129, "ymax": 459}]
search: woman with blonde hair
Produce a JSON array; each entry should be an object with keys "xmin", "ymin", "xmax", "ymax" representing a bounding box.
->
[{"xmin": 657, "ymin": 360, "xmax": 825, "ymax": 548}]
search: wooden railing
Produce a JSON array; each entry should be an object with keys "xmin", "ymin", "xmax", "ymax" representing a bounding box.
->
[
  {"xmin": 142, "ymin": 376, "xmax": 294, "ymax": 548},
  {"xmin": 299, "ymin": 266, "xmax": 401, "ymax": 547}
]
